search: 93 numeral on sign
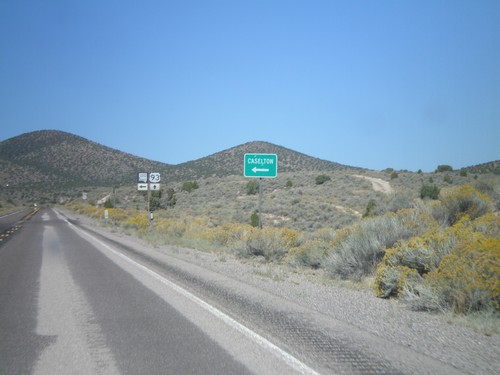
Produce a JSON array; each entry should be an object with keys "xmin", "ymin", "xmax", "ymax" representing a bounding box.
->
[{"xmin": 149, "ymin": 173, "xmax": 161, "ymax": 183}]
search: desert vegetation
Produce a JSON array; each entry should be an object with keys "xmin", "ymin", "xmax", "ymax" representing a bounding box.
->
[
  {"xmin": 64, "ymin": 168, "xmax": 499, "ymax": 327},
  {"xmin": 3, "ymin": 131, "xmax": 498, "ymax": 329},
  {"xmin": 372, "ymin": 186, "xmax": 498, "ymax": 311}
]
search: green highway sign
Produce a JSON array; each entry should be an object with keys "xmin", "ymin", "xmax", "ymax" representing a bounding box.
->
[{"xmin": 244, "ymin": 153, "xmax": 278, "ymax": 178}]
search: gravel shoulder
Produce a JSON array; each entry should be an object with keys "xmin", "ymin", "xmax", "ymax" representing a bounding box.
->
[{"xmin": 59, "ymin": 209, "xmax": 500, "ymax": 375}]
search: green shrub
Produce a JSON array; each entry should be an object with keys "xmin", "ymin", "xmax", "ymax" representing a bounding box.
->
[
  {"xmin": 390, "ymin": 171, "xmax": 399, "ymax": 180},
  {"xmin": 250, "ymin": 210, "xmax": 259, "ymax": 227},
  {"xmin": 165, "ymin": 188, "xmax": 176, "ymax": 207},
  {"xmin": 104, "ymin": 199, "xmax": 114, "ymax": 209},
  {"xmin": 444, "ymin": 174, "xmax": 453, "ymax": 184},
  {"xmin": 182, "ymin": 181, "xmax": 199, "ymax": 193},
  {"xmin": 149, "ymin": 190, "xmax": 162, "ymax": 211},
  {"xmin": 315, "ymin": 174, "xmax": 331, "ymax": 185},
  {"xmin": 363, "ymin": 199, "xmax": 378, "ymax": 217},
  {"xmin": 436, "ymin": 165, "xmax": 453, "ymax": 173},
  {"xmin": 420, "ymin": 185, "xmax": 440, "ymax": 200},
  {"xmin": 246, "ymin": 180, "xmax": 259, "ymax": 195}
]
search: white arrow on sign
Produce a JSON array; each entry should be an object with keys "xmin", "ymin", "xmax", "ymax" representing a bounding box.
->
[{"xmin": 252, "ymin": 167, "xmax": 269, "ymax": 173}]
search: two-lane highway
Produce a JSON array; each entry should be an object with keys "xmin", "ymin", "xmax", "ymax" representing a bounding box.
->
[
  {"xmin": 0, "ymin": 208, "xmax": 314, "ymax": 374},
  {"xmin": 1, "ymin": 207, "xmax": 470, "ymax": 374}
]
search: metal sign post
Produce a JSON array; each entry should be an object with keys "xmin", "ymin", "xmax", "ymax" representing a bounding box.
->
[
  {"xmin": 258, "ymin": 178, "xmax": 263, "ymax": 228},
  {"xmin": 138, "ymin": 172, "xmax": 161, "ymax": 243},
  {"xmin": 243, "ymin": 154, "xmax": 278, "ymax": 228}
]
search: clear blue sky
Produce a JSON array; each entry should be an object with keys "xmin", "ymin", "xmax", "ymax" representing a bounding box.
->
[{"xmin": 1, "ymin": 0, "xmax": 499, "ymax": 172}]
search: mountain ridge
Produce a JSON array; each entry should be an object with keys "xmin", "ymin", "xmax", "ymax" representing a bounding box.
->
[
  {"xmin": 0, "ymin": 130, "xmax": 171, "ymax": 188},
  {"xmin": 0, "ymin": 130, "xmax": 356, "ymax": 188},
  {"xmin": 1, "ymin": 130, "xmax": 498, "ymax": 191},
  {"xmin": 171, "ymin": 140, "xmax": 358, "ymax": 180}
]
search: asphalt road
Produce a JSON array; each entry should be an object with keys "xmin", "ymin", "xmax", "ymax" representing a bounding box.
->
[
  {"xmin": 0, "ymin": 208, "xmax": 465, "ymax": 375},
  {"xmin": 0, "ymin": 209, "xmax": 29, "ymax": 243},
  {"xmin": 0, "ymin": 208, "xmax": 314, "ymax": 375}
]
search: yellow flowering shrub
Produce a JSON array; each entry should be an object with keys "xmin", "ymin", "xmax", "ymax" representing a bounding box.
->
[
  {"xmin": 105, "ymin": 208, "xmax": 129, "ymax": 223},
  {"xmin": 154, "ymin": 217, "xmax": 187, "ymax": 238},
  {"xmin": 184, "ymin": 216, "xmax": 214, "ymax": 239},
  {"xmin": 426, "ymin": 235, "xmax": 500, "ymax": 313},
  {"xmin": 440, "ymin": 185, "xmax": 493, "ymax": 225},
  {"xmin": 472, "ymin": 213, "xmax": 500, "ymax": 238},
  {"xmin": 374, "ymin": 213, "xmax": 500, "ymax": 313},
  {"xmin": 202, "ymin": 223, "xmax": 253, "ymax": 246},
  {"xmin": 123, "ymin": 212, "xmax": 149, "ymax": 235},
  {"xmin": 383, "ymin": 218, "xmax": 474, "ymax": 276},
  {"xmin": 237, "ymin": 227, "xmax": 299, "ymax": 261},
  {"xmin": 395, "ymin": 209, "xmax": 439, "ymax": 235}
]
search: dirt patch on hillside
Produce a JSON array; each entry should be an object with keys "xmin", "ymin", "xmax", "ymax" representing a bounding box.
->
[{"xmin": 353, "ymin": 175, "xmax": 394, "ymax": 195}]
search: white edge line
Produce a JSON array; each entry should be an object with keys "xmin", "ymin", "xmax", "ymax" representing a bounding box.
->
[{"xmin": 66, "ymin": 220, "xmax": 321, "ymax": 375}]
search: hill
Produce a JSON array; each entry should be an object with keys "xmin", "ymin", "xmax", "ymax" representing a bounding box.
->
[
  {"xmin": 0, "ymin": 130, "xmax": 171, "ymax": 189},
  {"xmin": 0, "ymin": 130, "xmax": 355, "ymax": 189},
  {"xmin": 1, "ymin": 130, "xmax": 498, "ymax": 229},
  {"xmin": 463, "ymin": 160, "xmax": 500, "ymax": 175},
  {"xmin": 170, "ymin": 141, "xmax": 356, "ymax": 180}
]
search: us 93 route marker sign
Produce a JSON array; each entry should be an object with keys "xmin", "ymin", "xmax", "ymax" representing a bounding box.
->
[
  {"xmin": 137, "ymin": 172, "xmax": 161, "ymax": 190},
  {"xmin": 244, "ymin": 154, "xmax": 278, "ymax": 178}
]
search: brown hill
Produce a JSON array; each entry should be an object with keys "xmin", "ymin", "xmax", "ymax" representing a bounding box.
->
[
  {"xmin": 0, "ymin": 130, "xmax": 356, "ymax": 189},
  {"xmin": 0, "ymin": 130, "xmax": 171, "ymax": 188},
  {"xmin": 1, "ymin": 130, "xmax": 496, "ymax": 194},
  {"xmin": 170, "ymin": 141, "xmax": 357, "ymax": 180}
]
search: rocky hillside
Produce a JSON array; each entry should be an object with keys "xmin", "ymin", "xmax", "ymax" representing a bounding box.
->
[
  {"xmin": 1, "ymin": 130, "xmax": 497, "ymax": 194},
  {"xmin": 463, "ymin": 160, "xmax": 500, "ymax": 175},
  {"xmin": 170, "ymin": 141, "xmax": 357, "ymax": 180},
  {"xmin": 0, "ymin": 130, "xmax": 171, "ymax": 188},
  {"xmin": 1, "ymin": 130, "xmax": 498, "ymax": 217},
  {"xmin": 0, "ymin": 130, "xmax": 357, "ymax": 189}
]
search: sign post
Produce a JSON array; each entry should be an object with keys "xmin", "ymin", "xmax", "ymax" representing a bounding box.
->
[
  {"xmin": 243, "ymin": 154, "xmax": 278, "ymax": 228},
  {"xmin": 138, "ymin": 172, "xmax": 161, "ymax": 242}
]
